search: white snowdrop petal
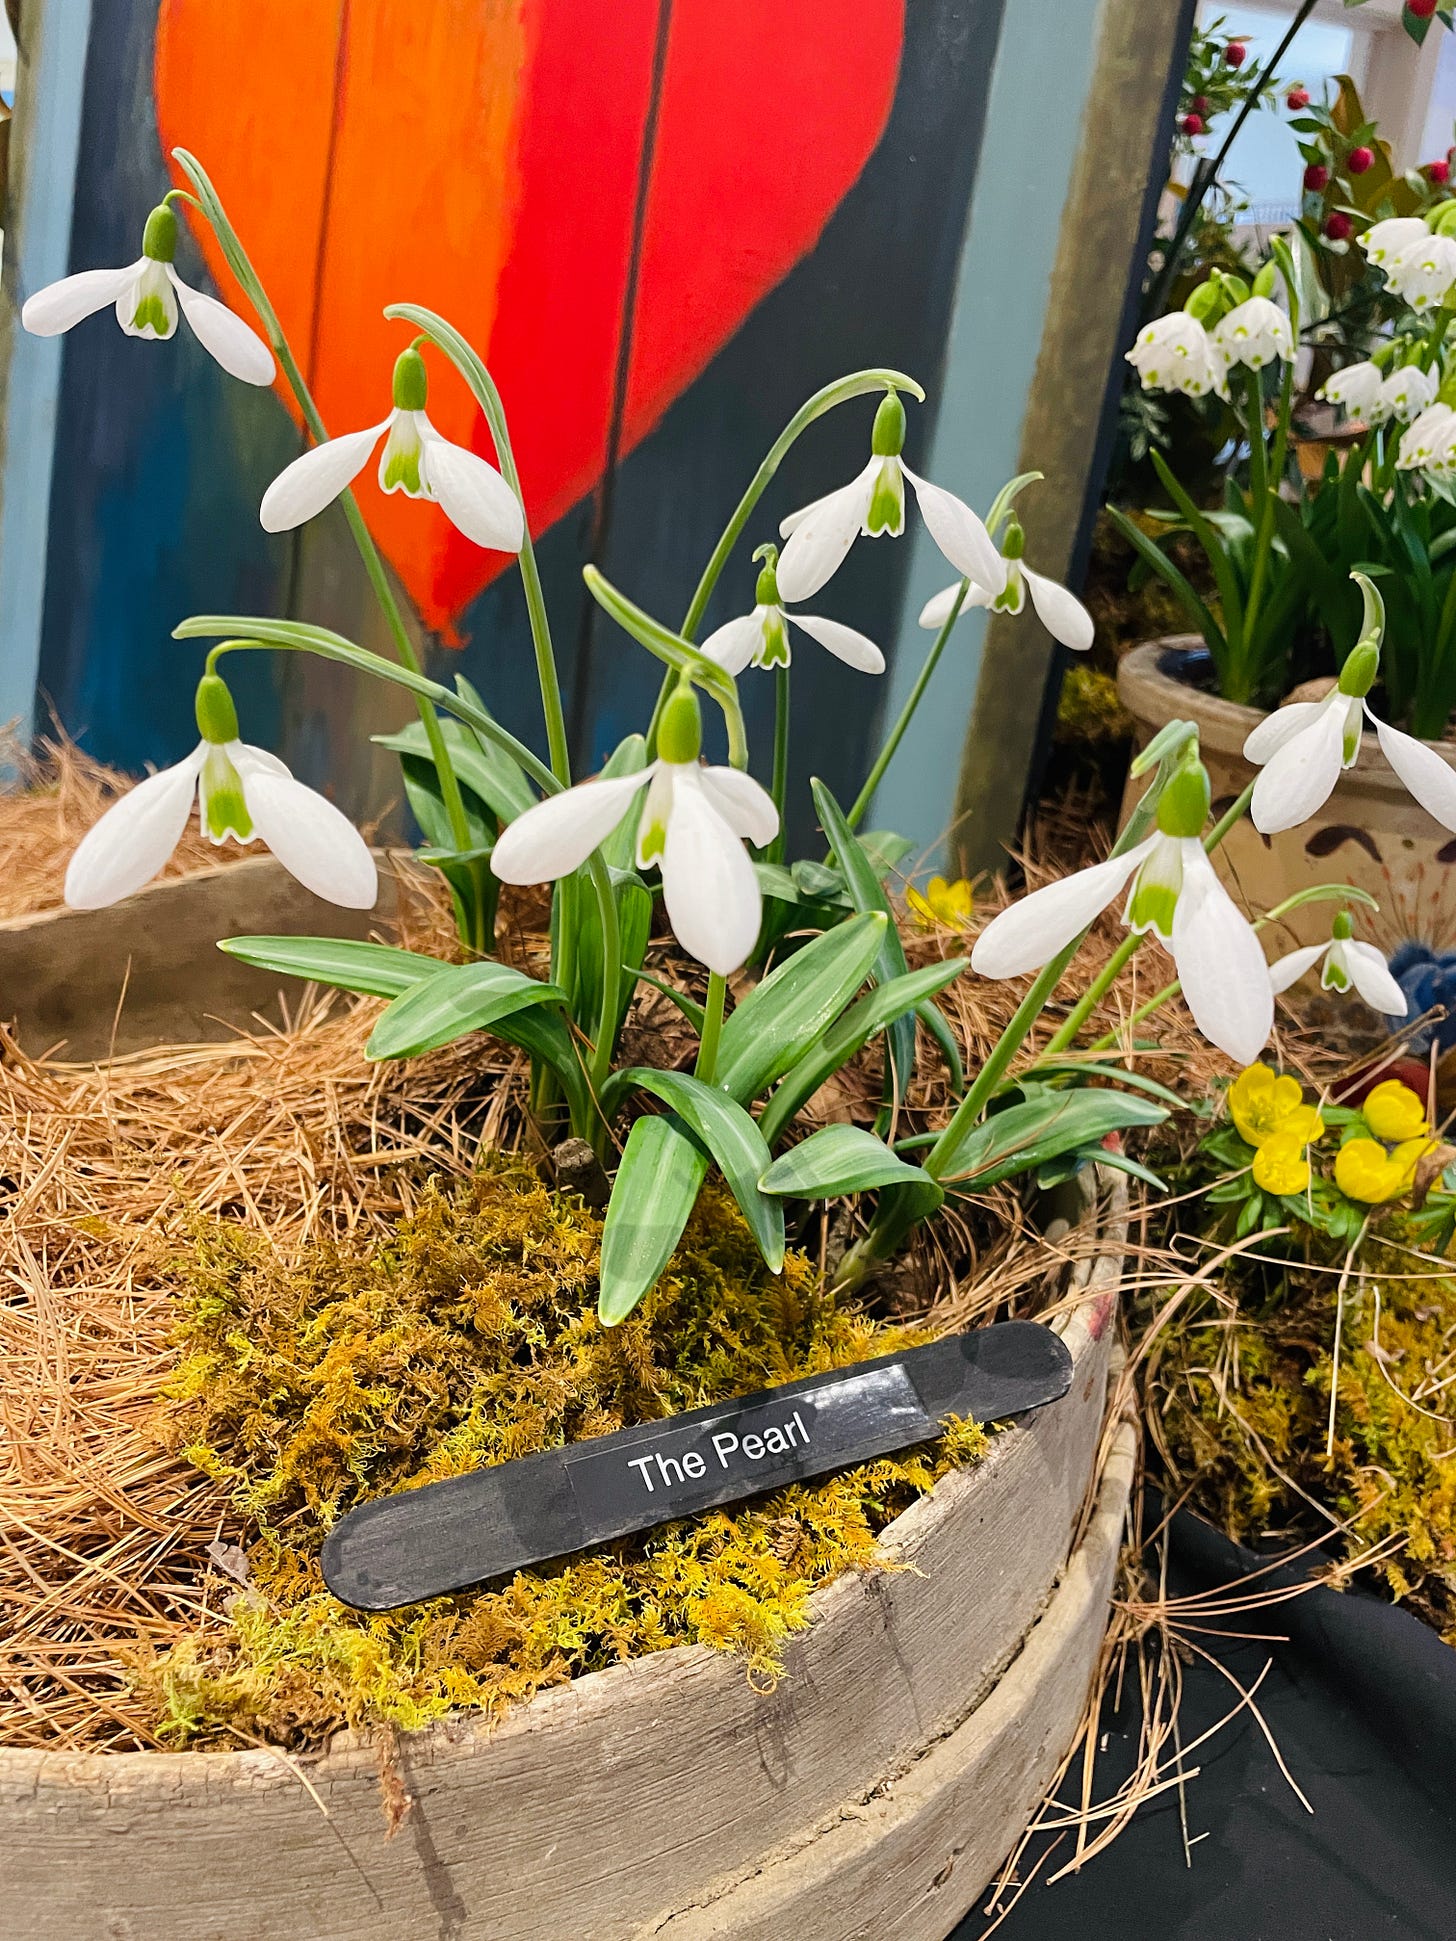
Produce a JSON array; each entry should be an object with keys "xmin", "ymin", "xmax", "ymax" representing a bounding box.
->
[
  {"xmin": 699, "ymin": 614, "xmax": 763, "ymax": 675},
  {"xmin": 788, "ymin": 612, "xmax": 885, "ymax": 672},
  {"xmin": 237, "ymin": 765, "xmax": 377, "ymax": 908},
  {"xmin": 1250, "ymin": 701, "xmax": 1347, "ymax": 834},
  {"xmin": 917, "ymin": 580, "xmax": 992, "ymax": 629},
  {"xmin": 1024, "ymin": 569, "xmax": 1094, "ymax": 652},
  {"xmin": 696, "ymin": 764, "xmax": 780, "ymax": 846},
  {"xmin": 904, "ymin": 470, "xmax": 1005, "ymax": 593},
  {"xmin": 1242, "ymin": 699, "xmax": 1326, "ymax": 764},
  {"xmin": 259, "ymin": 421, "xmax": 389, "ymax": 533},
  {"xmin": 775, "ymin": 466, "xmax": 876, "ymax": 602},
  {"xmin": 21, "ymin": 264, "xmax": 135, "ymax": 336},
  {"xmin": 1342, "ymin": 940, "xmax": 1408, "ymax": 1016},
  {"xmin": 420, "ymin": 433, "xmax": 525, "ymax": 551},
  {"xmin": 167, "ymin": 271, "xmax": 275, "ymax": 384},
  {"xmin": 1171, "ymin": 848, "xmax": 1272, "ymax": 1064},
  {"xmin": 660, "ymin": 781, "xmax": 763, "ymax": 976},
  {"xmin": 1267, "ymin": 943, "xmax": 1327, "ymax": 996},
  {"xmin": 63, "ymin": 748, "xmax": 205, "ymax": 909},
  {"xmin": 490, "ymin": 771, "xmax": 650, "ymax": 883},
  {"xmin": 971, "ymin": 840, "xmax": 1154, "ymax": 980},
  {"xmin": 1372, "ymin": 715, "xmax": 1456, "ymax": 832}
]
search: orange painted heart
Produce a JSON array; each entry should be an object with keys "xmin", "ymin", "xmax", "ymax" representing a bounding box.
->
[{"xmin": 154, "ymin": 0, "xmax": 904, "ymax": 637}]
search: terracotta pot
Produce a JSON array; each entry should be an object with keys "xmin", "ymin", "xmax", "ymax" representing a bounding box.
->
[
  {"xmin": 1117, "ymin": 638, "xmax": 1456, "ymax": 951},
  {"xmin": 0, "ymin": 869, "xmax": 1132, "ymax": 1940}
]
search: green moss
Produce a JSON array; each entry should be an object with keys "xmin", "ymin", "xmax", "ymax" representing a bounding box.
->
[
  {"xmin": 138, "ymin": 1160, "xmax": 987, "ymax": 1748},
  {"xmin": 1156, "ymin": 1236, "xmax": 1456, "ymax": 1639}
]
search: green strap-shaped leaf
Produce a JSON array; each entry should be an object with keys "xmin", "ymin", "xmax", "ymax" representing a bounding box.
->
[
  {"xmin": 916, "ymin": 995, "xmax": 965, "ymax": 1096},
  {"xmin": 218, "ymin": 935, "xmax": 442, "ymax": 997},
  {"xmin": 1022, "ymin": 1060, "xmax": 1187, "ymax": 1110},
  {"xmin": 759, "ymin": 1124, "xmax": 934, "ymax": 1198},
  {"xmin": 375, "ymin": 716, "xmax": 536, "ymax": 826},
  {"xmin": 598, "ymin": 1114, "xmax": 709, "ymax": 1325},
  {"xmin": 598, "ymin": 734, "xmax": 650, "ymax": 871},
  {"xmin": 366, "ymin": 961, "xmax": 568, "ymax": 1060},
  {"xmin": 618, "ymin": 1070, "xmax": 783, "ymax": 1272},
  {"xmin": 938, "ymin": 1088, "xmax": 1167, "ymax": 1189},
  {"xmin": 757, "ymin": 959, "xmax": 966, "ymax": 1148},
  {"xmin": 811, "ymin": 779, "xmax": 916, "ymax": 1102},
  {"xmin": 715, "ymin": 911, "xmax": 886, "ymax": 1104},
  {"xmin": 1103, "ymin": 504, "xmax": 1226, "ymax": 666}
]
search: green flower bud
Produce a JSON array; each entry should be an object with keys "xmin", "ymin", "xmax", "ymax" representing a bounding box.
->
[
  {"xmin": 657, "ymin": 682, "xmax": 702, "ymax": 765},
  {"xmin": 1338, "ymin": 640, "xmax": 1379, "ymax": 697},
  {"xmin": 392, "ymin": 347, "xmax": 428, "ymax": 413},
  {"xmin": 1001, "ymin": 515, "xmax": 1026, "ymax": 561},
  {"xmin": 871, "ymin": 389, "xmax": 906, "ymax": 457},
  {"xmin": 142, "ymin": 204, "xmax": 178, "ymax": 263},
  {"xmin": 1332, "ymin": 910, "xmax": 1354, "ymax": 941},
  {"xmin": 1184, "ymin": 281, "xmax": 1222, "ymax": 323},
  {"xmin": 194, "ymin": 673, "xmax": 240, "ymax": 746},
  {"xmin": 1434, "ymin": 200, "xmax": 1456, "ymax": 238},
  {"xmin": 1155, "ymin": 752, "xmax": 1211, "ymax": 838},
  {"xmin": 1251, "ymin": 261, "xmax": 1279, "ymax": 300}
]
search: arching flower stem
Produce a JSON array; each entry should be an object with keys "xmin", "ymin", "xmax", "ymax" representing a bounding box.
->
[
  {"xmin": 643, "ymin": 368, "xmax": 926, "ymax": 753},
  {"xmin": 172, "ymin": 153, "xmax": 476, "ymax": 875}
]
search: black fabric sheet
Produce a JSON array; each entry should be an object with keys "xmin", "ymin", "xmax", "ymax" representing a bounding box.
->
[{"xmin": 952, "ymin": 1512, "xmax": 1456, "ymax": 1941}]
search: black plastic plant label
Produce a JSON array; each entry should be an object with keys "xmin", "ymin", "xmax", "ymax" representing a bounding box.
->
[{"xmin": 321, "ymin": 1318, "xmax": 1073, "ymax": 1611}]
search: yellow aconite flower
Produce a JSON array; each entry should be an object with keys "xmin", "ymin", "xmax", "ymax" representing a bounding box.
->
[
  {"xmin": 907, "ymin": 875, "xmax": 974, "ymax": 929},
  {"xmin": 1392, "ymin": 1135, "xmax": 1437, "ymax": 1189},
  {"xmin": 1335, "ymin": 1137, "xmax": 1407, "ymax": 1204},
  {"xmin": 1252, "ymin": 1132, "xmax": 1312, "ymax": 1196},
  {"xmin": 1229, "ymin": 1063, "xmax": 1318, "ymax": 1146},
  {"xmin": 1362, "ymin": 1080, "xmax": 1429, "ymax": 1143}
]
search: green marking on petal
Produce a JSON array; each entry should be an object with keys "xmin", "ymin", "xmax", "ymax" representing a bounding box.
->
[
  {"xmin": 865, "ymin": 460, "xmax": 904, "ymax": 535},
  {"xmin": 131, "ymin": 291, "xmax": 173, "ymax": 336},
  {"xmin": 201, "ymin": 749, "xmax": 253, "ymax": 843},
  {"xmin": 381, "ymin": 441, "xmax": 424, "ymax": 495},
  {"xmin": 1325, "ymin": 959, "xmax": 1350, "ymax": 992},
  {"xmin": 1128, "ymin": 876, "xmax": 1179, "ymax": 939},
  {"xmin": 639, "ymin": 816, "xmax": 666, "ymax": 866},
  {"xmin": 757, "ymin": 609, "xmax": 791, "ymax": 668}
]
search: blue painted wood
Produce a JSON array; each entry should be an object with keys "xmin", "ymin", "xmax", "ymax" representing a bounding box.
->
[{"xmin": 0, "ymin": 0, "xmax": 94, "ymax": 766}]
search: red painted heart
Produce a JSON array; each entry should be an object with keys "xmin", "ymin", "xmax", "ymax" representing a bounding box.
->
[{"xmin": 155, "ymin": 0, "xmax": 904, "ymax": 636}]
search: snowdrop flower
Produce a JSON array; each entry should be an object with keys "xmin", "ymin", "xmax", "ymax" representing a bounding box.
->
[
  {"xmin": 700, "ymin": 546, "xmax": 882, "ymax": 675},
  {"xmin": 1361, "ymin": 216, "xmax": 1429, "ymax": 268},
  {"xmin": 260, "ymin": 348, "xmax": 524, "ymax": 551},
  {"xmin": 972, "ymin": 751, "xmax": 1273, "ymax": 1064},
  {"xmin": 21, "ymin": 203, "xmax": 274, "ymax": 385},
  {"xmin": 63, "ymin": 674, "xmax": 376, "ymax": 911},
  {"xmin": 1125, "ymin": 311, "xmax": 1227, "ymax": 399},
  {"xmin": 491, "ymin": 684, "xmax": 776, "ymax": 976},
  {"xmin": 1213, "ymin": 295, "xmax": 1293, "ymax": 371},
  {"xmin": 1268, "ymin": 912, "xmax": 1407, "ymax": 1016},
  {"xmin": 775, "ymin": 391, "xmax": 1004, "ymax": 604},
  {"xmin": 917, "ymin": 513, "xmax": 1094, "ymax": 652},
  {"xmin": 1397, "ymin": 403, "xmax": 1456, "ymax": 478},
  {"xmin": 1318, "ymin": 360, "xmax": 1437, "ymax": 426},
  {"xmin": 1245, "ymin": 576, "xmax": 1456, "ymax": 837},
  {"xmin": 1384, "ymin": 231, "xmax": 1456, "ymax": 313}
]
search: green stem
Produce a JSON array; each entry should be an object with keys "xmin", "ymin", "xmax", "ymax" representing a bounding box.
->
[
  {"xmin": 583, "ymin": 566, "xmax": 750, "ymax": 769},
  {"xmin": 769, "ymin": 666, "xmax": 791, "ymax": 864},
  {"xmin": 645, "ymin": 366, "xmax": 926, "ymax": 750},
  {"xmin": 384, "ymin": 303, "xmax": 571, "ymax": 786},
  {"xmin": 694, "ymin": 973, "xmax": 727, "ymax": 1085},
  {"xmin": 846, "ymin": 580, "xmax": 968, "ymax": 830},
  {"xmin": 585, "ymin": 854, "xmax": 621, "ymax": 1092},
  {"xmin": 171, "ymin": 151, "xmax": 474, "ymax": 864}
]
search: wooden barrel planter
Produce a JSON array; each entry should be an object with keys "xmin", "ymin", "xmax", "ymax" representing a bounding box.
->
[{"xmin": 0, "ymin": 867, "xmax": 1134, "ymax": 1941}]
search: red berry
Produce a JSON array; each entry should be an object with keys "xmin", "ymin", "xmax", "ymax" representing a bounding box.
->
[
  {"xmin": 1225, "ymin": 39, "xmax": 1247, "ymax": 65},
  {"xmin": 1324, "ymin": 211, "xmax": 1354, "ymax": 242},
  {"xmin": 1428, "ymin": 159, "xmax": 1451, "ymax": 184},
  {"xmin": 1182, "ymin": 113, "xmax": 1205, "ymax": 136},
  {"xmin": 1191, "ymin": 95, "xmax": 1210, "ymax": 115},
  {"xmin": 1286, "ymin": 87, "xmax": 1310, "ymax": 110},
  {"xmin": 1304, "ymin": 163, "xmax": 1330, "ymax": 192},
  {"xmin": 1408, "ymin": 0, "xmax": 1439, "ymax": 18},
  {"xmin": 1348, "ymin": 146, "xmax": 1374, "ymax": 175}
]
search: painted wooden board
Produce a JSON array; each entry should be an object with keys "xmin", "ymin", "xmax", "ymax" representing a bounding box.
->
[
  {"xmin": 0, "ymin": 1178, "xmax": 1125, "ymax": 1941},
  {"xmin": 15, "ymin": 0, "xmax": 1005, "ymax": 850}
]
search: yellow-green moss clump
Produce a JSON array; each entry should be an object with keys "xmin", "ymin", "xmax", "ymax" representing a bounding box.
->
[
  {"xmin": 139, "ymin": 1160, "xmax": 986, "ymax": 1749},
  {"xmin": 1157, "ymin": 1239, "xmax": 1456, "ymax": 1641}
]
